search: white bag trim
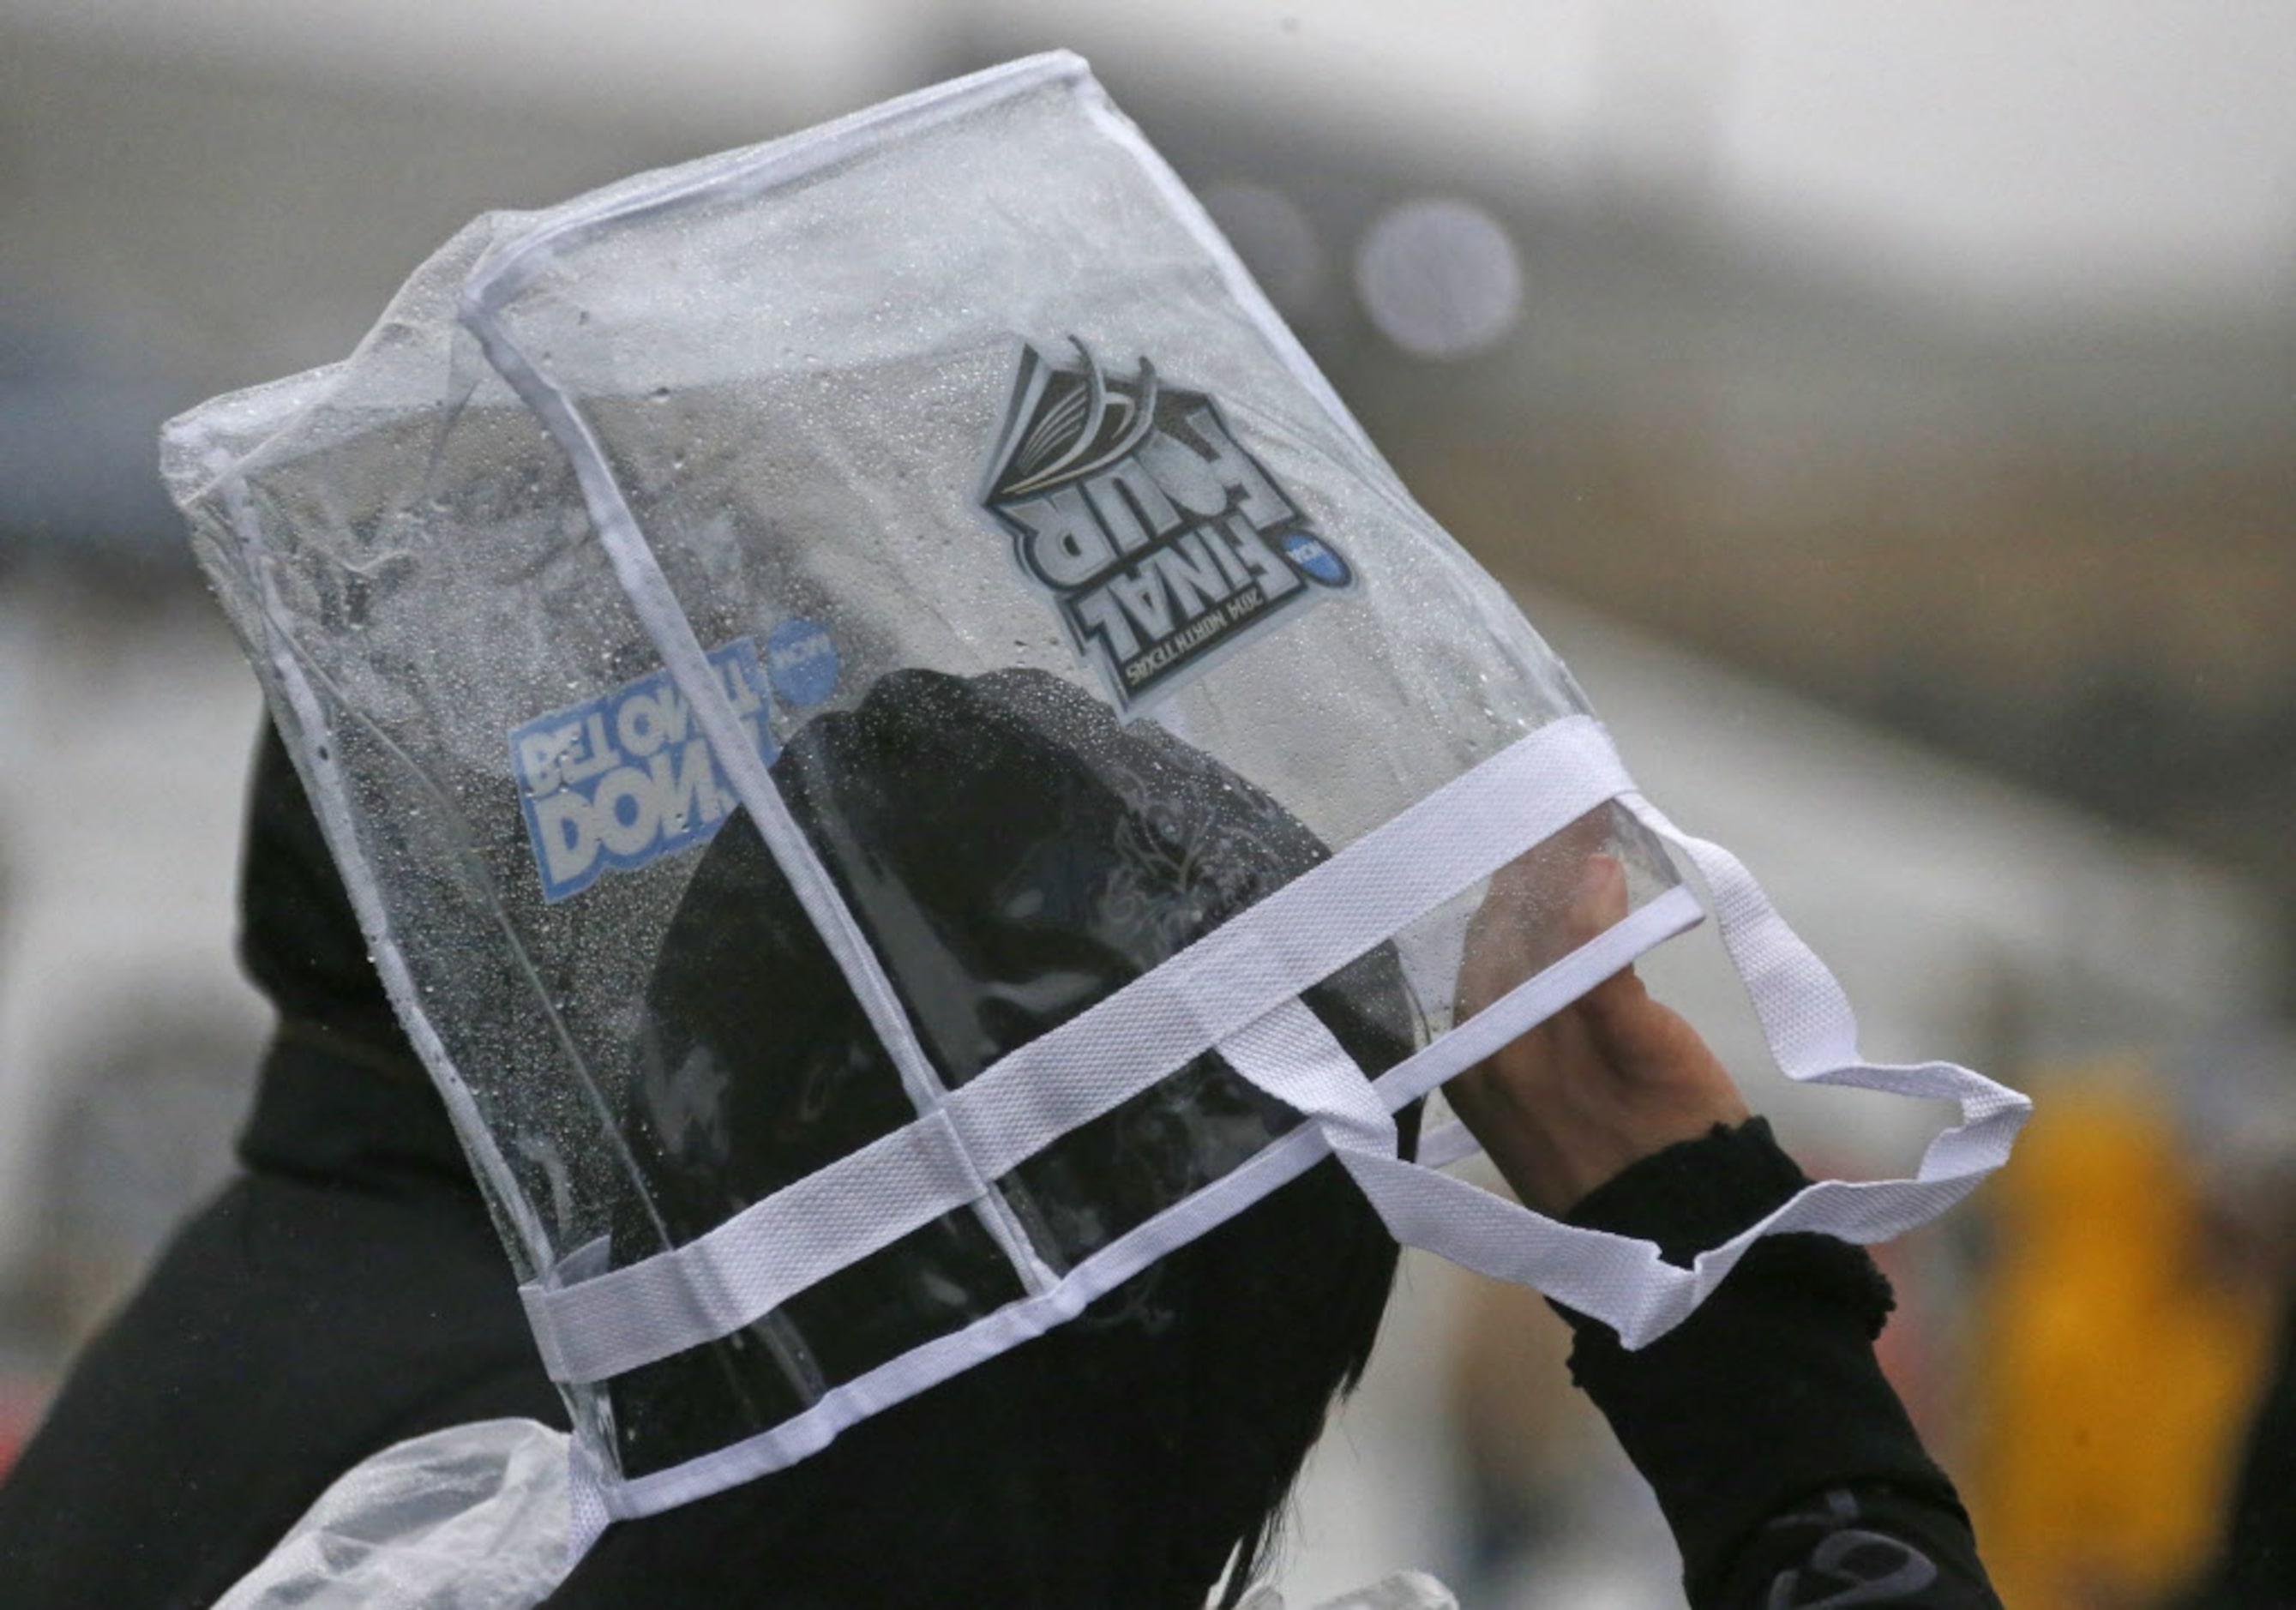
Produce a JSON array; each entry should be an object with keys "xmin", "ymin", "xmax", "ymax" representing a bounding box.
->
[
  {"xmin": 566, "ymin": 882, "xmax": 1699, "ymax": 1533},
  {"xmin": 519, "ymin": 1110, "xmax": 983, "ymax": 1386},
  {"xmin": 564, "ymin": 766, "xmax": 2034, "ymax": 1529},
  {"xmin": 520, "ymin": 714, "xmax": 1641, "ymax": 1385}
]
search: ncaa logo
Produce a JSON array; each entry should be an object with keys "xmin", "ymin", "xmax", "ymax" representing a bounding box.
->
[{"xmin": 979, "ymin": 340, "xmax": 1355, "ymax": 715}]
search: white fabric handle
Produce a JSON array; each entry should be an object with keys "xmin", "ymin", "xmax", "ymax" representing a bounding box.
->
[
  {"xmin": 561, "ymin": 781, "xmax": 2020, "ymax": 1524},
  {"xmin": 562, "ymin": 876, "xmax": 1704, "ymax": 1534},
  {"xmin": 1218, "ymin": 796, "xmax": 2031, "ymax": 1352},
  {"xmin": 520, "ymin": 715, "xmax": 1634, "ymax": 1385}
]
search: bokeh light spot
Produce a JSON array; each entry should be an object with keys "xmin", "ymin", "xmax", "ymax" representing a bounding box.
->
[{"xmin": 1354, "ymin": 197, "xmax": 1524, "ymax": 359}]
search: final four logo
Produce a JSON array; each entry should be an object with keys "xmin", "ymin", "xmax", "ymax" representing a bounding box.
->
[{"xmin": 981, "ymin": 341, "xmax": 1355, "ymax": 715}]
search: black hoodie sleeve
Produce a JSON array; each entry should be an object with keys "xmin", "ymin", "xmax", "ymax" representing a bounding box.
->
[{"xmin": 1554, "ymin": 1120, "xmax": 2002, "ymax": 1609}]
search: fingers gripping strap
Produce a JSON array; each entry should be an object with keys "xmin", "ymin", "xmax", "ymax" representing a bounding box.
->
[
  {"xmin": 1220, "ymin": 1000, "xmax": 1715, "ymax": 1346},
  {"xmin": 520, "ymin": 715, "xmax": 1632, "ymax": 1385},
  {"xmin": 1217, "ymin": 794, "xmax": 2031, "ymax": 1354},
  {"xmin": 1617, "ymin": 791, "xmax": 2031, "ymax": 1176},
  {"xmin": 1367, "ymin": 881, "xmax": 1705, "ymax": 1117}
]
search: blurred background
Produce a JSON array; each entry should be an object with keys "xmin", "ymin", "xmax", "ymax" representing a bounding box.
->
[{"xmin": 2, "ymin": 3, "xmax": 2293, "ymax": 1605}]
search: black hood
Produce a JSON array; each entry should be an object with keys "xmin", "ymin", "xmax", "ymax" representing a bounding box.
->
[
  {"xmin": 237, "ymin": 724, "xmax": 413, "ymax": 1066},
  {"xmin": 234, "ymin": 723, "xmax": 468, "ymax": 1189}
]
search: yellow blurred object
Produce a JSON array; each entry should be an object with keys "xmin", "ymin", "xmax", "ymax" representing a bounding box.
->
[{"xmin": 1966, "ymin": 1064, "xmax": 2275, "ymax": 1609}]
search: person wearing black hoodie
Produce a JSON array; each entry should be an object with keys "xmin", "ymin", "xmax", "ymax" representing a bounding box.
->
[{"xmin": 0, "ymin": 697, "xmax": 2000, "ymax": 1608}]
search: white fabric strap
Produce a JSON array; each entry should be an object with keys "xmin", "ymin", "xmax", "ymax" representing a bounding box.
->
[
  {"xmin": 1217, "ymin": 802, "xmax": 2030, "ymax": 1352},
  {"xmin": 943, "ymin": 715, "xmax": 1630, "ymax": 1180},
  {"xmin": 519, "ymin": 1111, "xmax": 983, "ymax": 1386},
  {"xmin": 519, "ymin": 714, "xmax": 1631, "ymax": 1385},
  {"xmin": 571, "ymin": 884, "xmax": 1700, "ymax": 1526},
  {"xmin": 1413, "ymin": 1122, "xmax": 1482, "ymax": 1172},
  {"xmin": 576, "ymin": 802, "xmax": 2026, "ymax": 1520}
]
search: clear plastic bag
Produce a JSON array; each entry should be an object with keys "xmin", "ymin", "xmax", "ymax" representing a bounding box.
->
[
  {"xmin": 163, "ymin": 51, "xmax": 2023, "ymax": 1541},
  {"xmin": 212, "ymin": 1420, "xmax": 572, "ymax": 1610}
]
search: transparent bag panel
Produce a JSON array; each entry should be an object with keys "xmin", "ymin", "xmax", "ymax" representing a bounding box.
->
[
  {"xmin": 477, "ymin": 63, "xmax": 1600, "ymax": 854},
  {"xmin": 195, "ymin": 398, "xmax": 713, "ymax": 1273},
  {"xmin": 162, "ymin": 57, "xmax": 1691, "ymax": 1487}
]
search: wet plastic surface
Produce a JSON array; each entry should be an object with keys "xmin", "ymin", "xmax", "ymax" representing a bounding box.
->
[
  {"xmin": 610, "ymin": 668, "xmax": 1418, "ymax": 1474},
  {"xmin": 161, "ymin": 55, "xmax": 1686, "ymax": 1493}
]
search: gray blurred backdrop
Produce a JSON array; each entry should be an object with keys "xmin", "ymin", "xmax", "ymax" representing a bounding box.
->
[{"xmin": 3, "ymin": 5, "xmax": 2293, "ymax": 1606}]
